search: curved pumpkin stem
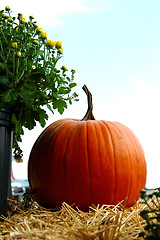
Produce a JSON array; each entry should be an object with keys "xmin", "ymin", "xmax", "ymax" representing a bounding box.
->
[{"xmin": 81, "ymin": 84, "xmax": 95, "ymax": 121}]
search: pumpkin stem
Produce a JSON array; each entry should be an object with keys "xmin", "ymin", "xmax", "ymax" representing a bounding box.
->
[{"xmin": 81, "ymin": 85, "xmax": 95, "ymax": 121}]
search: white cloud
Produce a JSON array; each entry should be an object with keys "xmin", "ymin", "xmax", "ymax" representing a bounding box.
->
[
  {"xmin": 82, "ymin": 0, "xmax": 111, "ymax": 12},
  {"xmin": 1, "ymin": 0, "xmax": 87, "ymax": 26},
  {"xmin": 1, "ymin": 0, "xmax": 110, "ymax": 26}
]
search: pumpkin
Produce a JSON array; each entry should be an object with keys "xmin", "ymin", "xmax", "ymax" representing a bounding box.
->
[{"xmin": 28, "ymin": 85, "xmax": 146, "ymax": 211}]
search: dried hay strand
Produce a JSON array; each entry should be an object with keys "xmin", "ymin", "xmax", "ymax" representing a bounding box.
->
[{"xmin": 0, "ymin": 199, "xmax": 147, "ymax": 240}]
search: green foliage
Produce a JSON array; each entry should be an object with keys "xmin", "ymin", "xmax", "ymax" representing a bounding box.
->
[
  {"xmin": 138, "ymin": 188, "xmax": 160, "ymax": 239},
  {"xmin": 0, "ymin": 7, "xmax": 78, "ymax": 160}
]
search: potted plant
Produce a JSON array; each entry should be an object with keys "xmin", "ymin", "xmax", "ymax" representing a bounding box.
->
[{"xmin": 0, "ymin": 6, "xmax": 78, "ymax": 218}]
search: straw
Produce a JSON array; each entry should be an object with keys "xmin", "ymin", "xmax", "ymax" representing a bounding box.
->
[{"xmin": 0, "ymin": 199, "xmax": 148, "ymax": 240}]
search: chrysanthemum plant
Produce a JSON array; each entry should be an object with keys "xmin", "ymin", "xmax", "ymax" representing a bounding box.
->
[
  {"xmin": 138, "ymin": 189, "xmax": 160, "ymax": 239},
  {"xmin": 0, "ymin": 6, "xmax": 78, "ymax": 161}
]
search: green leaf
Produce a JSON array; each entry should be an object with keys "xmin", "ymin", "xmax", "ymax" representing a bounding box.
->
[
  {"xmin": 69, "ymin": 99, "xmax": 72, "ymax": 105},
  {"xmin": 0, "ymin": 76, "xmax": 9, "ymax": 84},
  {"xmin": 0, "ymin": 62, "xmax": 5, "ymax": 70},
  {"xmin": 11, "ymin": 113, "xmax": 18, "ymax": 125},
  {"xmin": 15, "ymin": 121, "xmax": 23, "ymax": 136},
  {"xmin": 2, "ymin": 89, "xmax": 12, "ymax": 102},
  {"xmin": 51, "ymin": 84, "xmax": 58, "ymax": 98},
  {"xmin": 53, "ymin": 100, "xmax": 67, "ymax": 114},
  {"xmin": 30, "ymin": 72, "xmax": 45, "ymax": 81},
  {"xmin": 37, "ymin": 50, "xmax": 44, "ymax": 58},
  {"xmin": 19, "ymin": 84, "xmax": 35, "ymax": 100},
  {"xmin": 23, "ymin": 109, "xmax": 38, "ymax": 130},
  {"xmin": 38, "ymin": 108, "xmax": 48, "ymax": 127},
  {"xmin": 58, "ymin": 87, "xmax": 70, "ymax": 94},
  {"xmin": 47, "ymin": 103, "xmax": 54, "ymax": 114},
  {"xmin": 69, "ymin": 83, "xmax": 77, "ymax": 88}
]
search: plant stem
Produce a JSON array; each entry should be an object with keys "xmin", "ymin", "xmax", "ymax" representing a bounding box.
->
[
  {"xmin": 16, "ymin": 57, "xmax": 20, "ymax": 82},
  {"xmin": 0, "ymin": 27, "xmax": 8, "ymax": 43},
  {"xmin": 81, "ymin": 84, "xmax": 95, "ymax": 121},
  {"xmin": 0, "ymin": 39, "xmax": 3, "ymax": 53}
]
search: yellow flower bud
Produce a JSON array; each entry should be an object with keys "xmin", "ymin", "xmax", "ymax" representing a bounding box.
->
[
  {"xmin": 46, "ymin": 40, "xmax": 56, "ymax": 48},
  {"xmin": 20, "ymin": 16, "xmax": 26, "ymax": 23},
  {"xmin": 16, "ymin": 28, "xmax": 19, "ymax": 32},
  {"xmin": 8, "ymin": 17, "xmax": 13, "ymax": 22},
  {"xmin": 36, "ymin": 27, "xmax": 43, "ymax": 33},
  {"xmin": 16, "ymin": 51, "xmax": 21, "ymax": 57},
  {"xmin": 12, "ymin": 42, "xmax": 17, "ymax": 48},
  {"xmin": 41, "ymin": 32, "xmax": 47, "ymax": 39},
  {"xmin": 46, "ymin": 40, "xmax": 51, "ymax": 47},
  {"xmin": 5, "ymin": 6, "xmax": 10, "ymax": 11},
  {"xmin": 71, "ymin": 69, "xmax": 76, "ymax": 74},
  {"xmin": 33, "ymin": 40, "xmax": 38, "ymax": 45},
  {"xmin": 61, "ymin": 65, "xmax": 68, "ymax": 71},
  {"xmin": 29, "ymin": 15, "xmax": 34, "ymax": 20},
  {"xmin": 58, "ymin": 48, "xmax": 63, "ymax": 54},
  {"xmin": 34, "ymin": 23, "xmax": 38, "ymax": 28},
  {"xmin": 2, "ymin": 13, "xmax": 6, "ymax": 18},
  {"xmin": 56, "ymin": 41, "xmax": 62, "ymax": 49},
  {"xmin": 18, "ymin": 13, "xmax": 23, "ymax": 19}
]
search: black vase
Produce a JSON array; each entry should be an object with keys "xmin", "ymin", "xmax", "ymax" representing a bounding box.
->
[{"xmin": 0, "ymin": 108, "xmax": 13, "ymax": 218}]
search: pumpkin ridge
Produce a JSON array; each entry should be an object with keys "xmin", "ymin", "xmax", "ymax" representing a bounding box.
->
[
  {"xmin": 110, "ymin": 122, "xmax": 132, "ymax": 205},
  {"xmin": 100, "ymin": 120, "xmax": 116, "ymax": 205},
  {"xmin": 48, "ymin": 120, "xmax": 76, "ymax": 193},
  {"xmin": 86, "ymin": 120, "xmax": 92, "ymax": 207},
  {"xmin": 62, "ymin": 120, "xmax": 81, "ymax": 203},
  {"xmin": 49, "ymin": 119, "xmax": 78, "ymax": 204},
  {"xmin": 111, "ymin": 122, "xmax": 146, "ymax": 206},
  {"xmin": 45, "ymin": 120, "xmax": 78, "ymax": 206},
  {"xmin": 124, "ymin": 128, "xmax": 140, "ymax": 205},
  {"xmin": 28, "ymin": 120, "xmax": 71, "ymax": 206},
  {"xmin": 93, "ymin": 121, "xmax": 103, "ymax": 188},
  {"xmin": 95, "ymin": 120, "xmax": 115, "ymax": 204},
  {"xmin": 89, "ymin": 120, "xmax": 102, "ymax": 205}
]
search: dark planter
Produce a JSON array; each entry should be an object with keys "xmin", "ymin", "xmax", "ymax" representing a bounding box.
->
[{"xmin": 0, "ymin": 108, "xmax": 13, "ymax": 218}]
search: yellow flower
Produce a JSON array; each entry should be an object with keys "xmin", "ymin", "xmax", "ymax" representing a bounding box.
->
[
  {"xmin": 29, "ymin": 15, "xmax": 34, "ymax": 20},
  {"xmin": 46, "ymin": 40, "xmax": 56, "ymax": 48},
  {"xmin": 36, "ymin": 27, "xmax": 43, "ymax": 33},
  {"xmin": 61, "ymin": 65, "xmax": 68, "ymax": 71},
  {"xmin": 16, "ymin": 51, "xmax": 21, "ymax": 57},
  {"xmin": 5, "ymin": 6, "xmax": 10, "ymax": 11},
  {"xmin": 20, "ymin": 16, "xmax": 26, "ymax": 23},
  {"xmin": 16, "ymin": 28, "xmax": 19, "ymax": 32},
  {"xmin": 2, "ymin": 13, "xmax": 6, "ymax": 18},
  {"xmin": 71, "ymin": 69, "xmax": 76, "ymax": 74},
  {"xmin": 58, "ymin": 48, "xmax": 63, "ymax": 54},
  {"xmin": 8, "ymin": 17, "xmax": 13, "ymax": 22},
  {"xmin": 33, "ymin": 40, "xmax": 38, "ymax": 45},
  {"xmin": 56, "ymin": 41, "xmax": 62, "ymax": 49},
  {"xmin": 12, "ymin": 42, "xmax": 17, "ymax": 48},
  {"xmin": 41, "ymin": 32, "xmax": 47, "ymax": 39},
  {"xmin": 34, "ymin": 23, "xmax": 38, "ymax": 28}
]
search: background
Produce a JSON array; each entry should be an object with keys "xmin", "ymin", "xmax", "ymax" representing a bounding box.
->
[{"xmin": 1, "ymin": 0, "xmax": 160, "ymax": 188}]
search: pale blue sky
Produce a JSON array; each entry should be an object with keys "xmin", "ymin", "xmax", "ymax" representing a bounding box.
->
[{"xmin": 1, "ymin": 0, "xmax": 160, "ymax": 188}]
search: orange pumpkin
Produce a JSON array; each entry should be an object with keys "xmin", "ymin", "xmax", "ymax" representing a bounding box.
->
[{"xmin": 28, "ymin": 85, "xmax": 146, "ymax": 211}]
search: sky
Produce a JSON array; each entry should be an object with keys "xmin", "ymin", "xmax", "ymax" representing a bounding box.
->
[{"xmin": 1, "ymin": 0, "xmax": 160, "ymax": 188}]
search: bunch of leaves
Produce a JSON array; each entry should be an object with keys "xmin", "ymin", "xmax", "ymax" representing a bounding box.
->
[
  {"xmin": 0, "ymin": 7, "xmax": 78, "ymax": 160},
  {"xmin": 7, "ymin": 189, "xmax": 34, "ymax": 217},
  {"xmin": 138, "ymin": 188, "xmax": 160, "ymax": 239}
]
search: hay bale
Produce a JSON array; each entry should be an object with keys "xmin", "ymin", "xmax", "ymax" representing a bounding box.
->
[{"xmin": 0, "ymin": 199, "xmax": 146, "ymax": 239}]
